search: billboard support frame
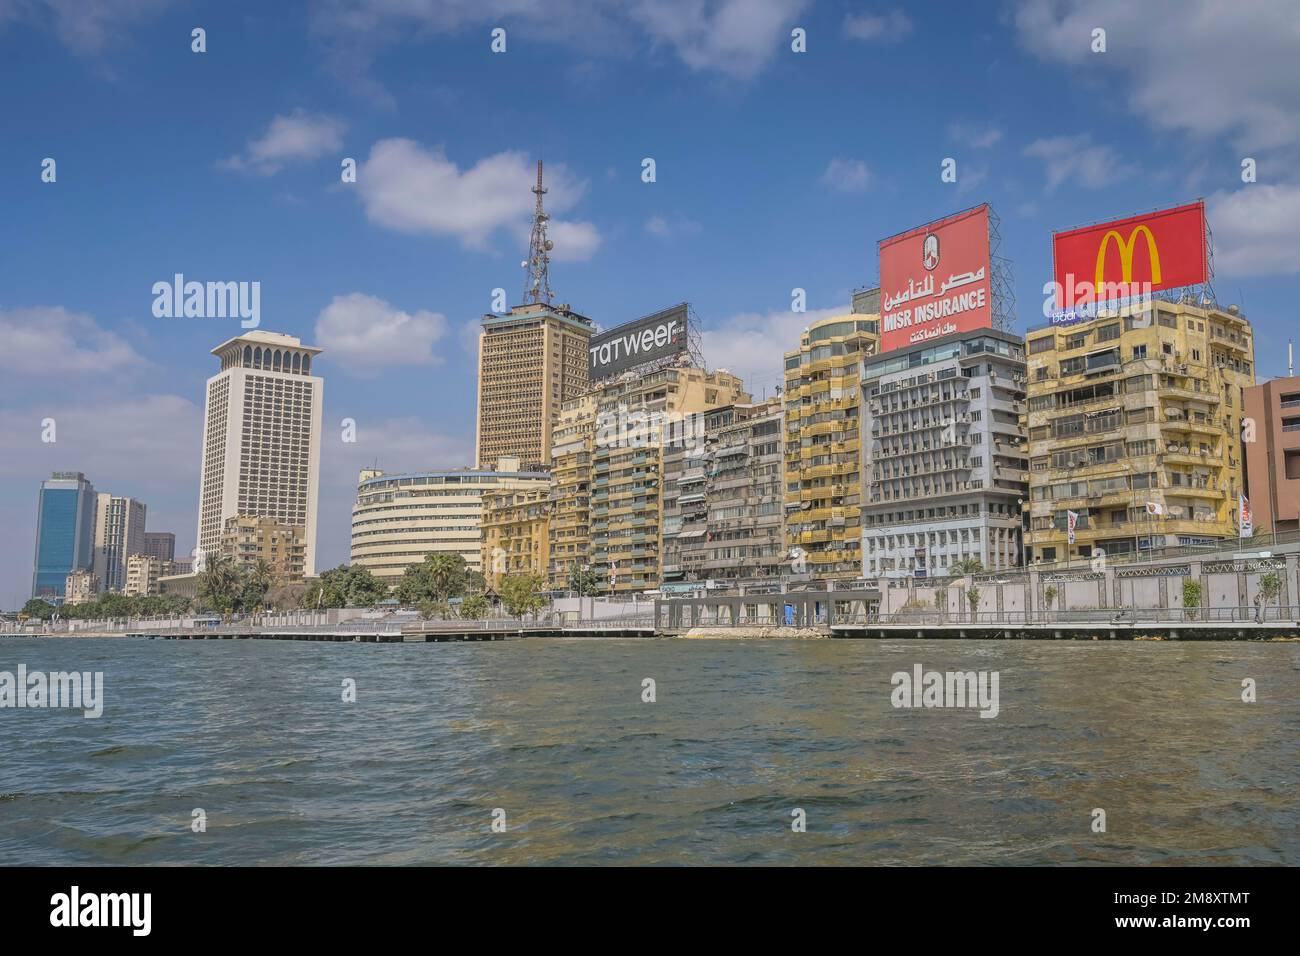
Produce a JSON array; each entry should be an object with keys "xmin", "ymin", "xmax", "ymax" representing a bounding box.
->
[{"xmin": 988, "ymin": 206, "xmax": 1016, "ymax": 336}]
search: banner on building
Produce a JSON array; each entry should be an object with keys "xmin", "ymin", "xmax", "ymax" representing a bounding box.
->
[
  {"xmin": 588, "ymin": 303, "xmax": 689, "ymax": 381},
  {"xmin": 1067, "ymin": 510, "xmax": 1078, "ymax": 545},
  {"xmin": 1052, "ymin": 200, "xmax": 1207, "ymax": 308},
  {"xmin": 879, "ymin": 204, "xmax": 994, "ymax": 354},
  {"xmin": 1239, "ymin": 494, "xmax": 1252, "ymax": 538}
]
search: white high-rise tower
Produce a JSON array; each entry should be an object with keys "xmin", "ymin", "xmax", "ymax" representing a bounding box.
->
[{"xmin": 196, "ymin": 331, "xmax": 324, "ymax": 576}]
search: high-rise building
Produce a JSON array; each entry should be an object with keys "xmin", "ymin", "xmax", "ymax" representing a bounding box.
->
[
  {"xmin": 1023, "ymin": 301, "xmax": 1254, "ymax": 562},
  {"xmin": 590, "ymin": 366, "xmax": 750, "ymax": 594},
  {"xmin": 218, "ymin": 515, "xmax": 306, "ymax": 582},
  {"xmin": 783, "ymin": 314, "xmax": 879, "ymax": 580},
  {"xmin": 92, "ymin": 493, "xmax": 147, "ymax": 592},
  {"xmin": 196, "ymin": 331, "xmax": 323, "ymax": 576},
  {"xmin": 142, "ymin": 531, "xmax": 176, "ymax": 563},
  {"xmin": 475, "ymin": 302, "xmax": 594, "ymax": 469},
  {"xmin": 481, "ymin": 487, "xmax": 552, "ymax": 591},
  {"xmin": 662, "ymin": 400, "xmax": 785, "ymax": 588},
  {"xmin": 475, "ymin": 162, "xmax": 594, "ymax": 470},
  {"xmin": 1243, "ymin": 373, "xmax": 1300, "ymax": 536},
  {"xmin": 350, "ymin": 458, "xmax": 551, "ymax": 583},
  {"xmin": 861, "ymin": 329, "xmax": 1028, "ymax": 578},
  {"xmin": 547, "ymin": 393, "xmax": 597, "ymax": 589},
  {"xmin": 32, "ymin": 471, "xmax": 96, "ymax": 600}
]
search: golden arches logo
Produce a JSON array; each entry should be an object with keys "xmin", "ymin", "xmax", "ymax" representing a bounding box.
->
[{"xmin": 1095, "ymin": 225, "xmax": 1161, "ymax": 289}]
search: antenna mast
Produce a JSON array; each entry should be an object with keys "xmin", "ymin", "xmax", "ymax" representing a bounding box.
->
[{"xmin": 523, "ymin": 160, "xmax": 554, "ymax": 305}]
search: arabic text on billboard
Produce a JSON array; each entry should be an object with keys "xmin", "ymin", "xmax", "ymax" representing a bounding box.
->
[
  {"xmin": 1052, "ymin": 200, "xmax": 1206, "ymax": 308},
  {"xmin": 880, "ymin": 205, "xmax": 993, "ymax": 354},
  {"xmin": 589, "ymin": 304, "xmax": 688, "ymax": 380}
]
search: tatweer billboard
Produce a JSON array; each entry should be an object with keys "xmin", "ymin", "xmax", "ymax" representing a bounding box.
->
[
  {"xmin": 880, "ymin": 204, "xmax": 993, "ymax": 354},
  {"xmin": 589, "ymin": 303, "xmax": 688, "ymax": 381},
  {"xmin": 1052, "ymin": 200, "xmax": 1206, "ymax": 308}
]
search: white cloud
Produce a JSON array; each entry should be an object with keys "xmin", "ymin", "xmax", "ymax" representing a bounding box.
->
[
  {"xmin": 1208, "ymin": 184, "xmax": 1300, "ymax": 278},
  {"xmin": 699, "ymin": 305, "xmax": 849, "ymax": 397},
  {"xmin": 313, "ymin": 293, "xmax": 448, "ymax": 374},
  {"xmin": 843, "ymin": 9, "xmax": 913, "ymax": 43},
  {"xmin": 630, "ymin": 0, "xmax": 811, "ymax": 80},
  {"xmin": 949, "ymin": 121, "xmax": 1003, "ymax": 149},
  {"xmin": 221, "ymin": 110, "xmax": 346, "ymax": 175},
  {"xmin": 0, "ymin": 306, "xmax": 149, "ymax": 380},
  {"xmin": 645, "ymin": 214, "xmax": 703, "ymax": 238},
  {"xmin": 0, "ymin": 0, "xmax": 171, "ymax": 55},
  {"xmin": 356, "ymin": 140, "xmax": 601, "ymax": 259},
  {"xmin": 1023, "ymin": 134, "xmax": 1133, "ymax": 190},
  {"xmin": 1013, "ymin": 0, "xmax": 1300, "ymax": 151},
  {"xmin": 310, "ymin": 0, "xmax": 807, "ymax": 96},
  {"xmin": 821, "ymin": 157, "xmax": 870, "ymax": 193}
]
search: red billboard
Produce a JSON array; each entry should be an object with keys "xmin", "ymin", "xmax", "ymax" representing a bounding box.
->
[
  {"xmin": 880, "ymin": 204, "xmax": 993, "ymax": 353},
  {"xmin": 1052, "ymin": 200, "xmax": 1206, "ymax": 308}
]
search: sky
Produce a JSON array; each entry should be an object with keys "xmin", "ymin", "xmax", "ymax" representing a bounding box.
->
[{"xmin": 2, "ymin": 0, "xmax": 1299, "ymax": 608}]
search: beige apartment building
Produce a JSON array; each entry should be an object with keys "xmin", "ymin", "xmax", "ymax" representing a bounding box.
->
[
  {"xmin": 475, "ymin": 303, "xmax": 594, "ymax": 470},
  {"xmin": 783, "ymin": 314, "xmax": 878, "ymax": 580},
  {"xmin": 350, "ymin": 457, "xmax": 551, "ymax": 584},
  {"xmin": 124, "ymin": 553, "xmax": 177, "ymax": 596},
  {"xmin": 547, "ymin": 393, "xmax": 598, "ymax": 589},
  {"xmin": 219, "ymin": 515, "xmax": 306, "ymax": 582},
  {"xmin": 1244, "ymin": 374, "xmax": 1300, "ymax": 535},
  {"xmin": 590, "ymin": 365, "xmax": 750, "ymax": 594},
  {"xmin": 196, "ymin": 331, "xmax": 323, "ymax": 576},
  {"xmin": 481, "ymin": 487, "xmax": 552, "ymax": 591},
  {"xmin": 661, "ymin": 399, "xmax": 785, "ymax": 588},
  {"xmin": 1024, "ymin": 301, "xmax": 1255, "ymax": 562},
  {"xmin": 64, "ymin": 569, "xmax": 100, "ymax": 605}
]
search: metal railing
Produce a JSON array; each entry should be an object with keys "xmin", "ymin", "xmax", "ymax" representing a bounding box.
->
[{"xmin": 840, "ymin": 605, "xmax": 1300, "ymax": 627}]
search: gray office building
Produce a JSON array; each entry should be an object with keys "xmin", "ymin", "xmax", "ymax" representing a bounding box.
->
[{"xmin": 860, "ymin": 328, "xmax": 1029, "ymax": 579}]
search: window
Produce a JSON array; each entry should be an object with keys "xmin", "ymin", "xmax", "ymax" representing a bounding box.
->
[
  {"xmin": 1097, "ymin": 324, "xmax": 1120, "ymax": 342},
  {"xmin": 1029, "ymin": 336, "xmax": 1055, "ymax": 354},
  {"xmin": 1131, "ymin": 344, "xmax": 1147, "ymax": 360}
]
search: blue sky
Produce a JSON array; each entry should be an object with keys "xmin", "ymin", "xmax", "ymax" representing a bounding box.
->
[{"xmin": 2, "ymin": 0, "xmax": 1298, "ymax": 607}]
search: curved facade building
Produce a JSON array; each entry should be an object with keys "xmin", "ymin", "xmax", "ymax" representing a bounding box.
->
[{"xmin": 350, "ymin": 459, "xmax": 551, "ymax": 582}]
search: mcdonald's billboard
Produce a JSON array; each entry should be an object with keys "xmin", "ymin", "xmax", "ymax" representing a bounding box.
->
[{"xmin": 1052, "ymin": 201, "xmax": 1206, "ymax": 308}]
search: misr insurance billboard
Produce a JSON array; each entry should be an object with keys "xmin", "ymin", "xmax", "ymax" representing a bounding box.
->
[
  {"xmin": 879, "ymin": 204, "xmax": 993, "ymax": 353},
  {"xmin": 1052, "ymin": 200, "xmax": 1206, "ymax": 308},
  {"xmin": 589, "ymin": 303, "xmax": 688, "ymax": 381}
]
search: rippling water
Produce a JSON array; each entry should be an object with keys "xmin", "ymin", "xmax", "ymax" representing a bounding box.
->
[{"xmin": 1, "ymin": 636, "xmax": 1297, "ymax": 865}]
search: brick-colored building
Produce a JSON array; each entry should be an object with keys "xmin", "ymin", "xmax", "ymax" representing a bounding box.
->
[{"xmin": 1244, "ymin": 374, "xmax": 1300, "ymax": 535}]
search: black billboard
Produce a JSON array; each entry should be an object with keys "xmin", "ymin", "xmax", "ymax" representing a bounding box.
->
[{"xmin": 588, "ymin": 303, "xmax": 688, "ymax": 381}]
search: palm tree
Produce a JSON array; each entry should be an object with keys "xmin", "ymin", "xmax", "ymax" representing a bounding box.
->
[
  {"xmin": 950, "ymin": 557, "xmax": 985, "ymax": 577},
  {"xmin": 197, "ymin": 553, "xmax": 240, "ymax": 617}
]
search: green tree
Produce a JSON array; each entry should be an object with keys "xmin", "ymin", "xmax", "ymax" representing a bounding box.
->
[
  {"xmin": 396, "ymin": 553, "xmax": 472, "ymax": 606},
  {"xmin": 21, "ymin": 598, "xmax": 56, "ymax": 620},
  {"xmin": 965, "ymin": 586, "xmax": 981, "ymax": 618},
  {"xmin": 417, "ymin": 598, "xmax": 448, "ymax": 621},
  {"xmin": 1258, "ymin": 571, "xmax": 1282, "ymax": 606},
  {"xmin": 500, "ymin": 573, "xmax": 546, "ymax": 619},
  {"xmin": 1182, "ymin": 578, "xmax": 1203, "ymax": 619},
  {"xmin": 459, "ymin": 593, "xmax": 490, "ymax": 620},
  {"xmin": 1043, "ymin": 585, "xmax": 1058, "ymax": 610},
  {"xmin": 568, "ymin": 563, "xmax": 601, "ymax": 596},
  {"xmin": 197, "ymin": 553, "xmax": 241, "ymax": 615}
]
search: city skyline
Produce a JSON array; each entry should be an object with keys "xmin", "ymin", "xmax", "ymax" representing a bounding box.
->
[{"xmin": 5, "ymin": 1, "xmax": 1300, "ymax": 606}]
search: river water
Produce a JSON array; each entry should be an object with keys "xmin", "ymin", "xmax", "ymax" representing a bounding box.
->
[{"xmin": 1, "ymin": 636, "xmax": 1296, "ymax": 865}]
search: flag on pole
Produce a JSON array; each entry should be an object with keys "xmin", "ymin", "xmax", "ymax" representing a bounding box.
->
[
  {"xmin": 1145, "ymin": 501, "xmax": 1164, "ymax": 516},
  {"xmin": 1067, "ymin": 510, "xmax": 1078, "ymax": 545},
  {"xmin": 1239, "ymin": 495, "xmax": 1252, "ymax": 538}
]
